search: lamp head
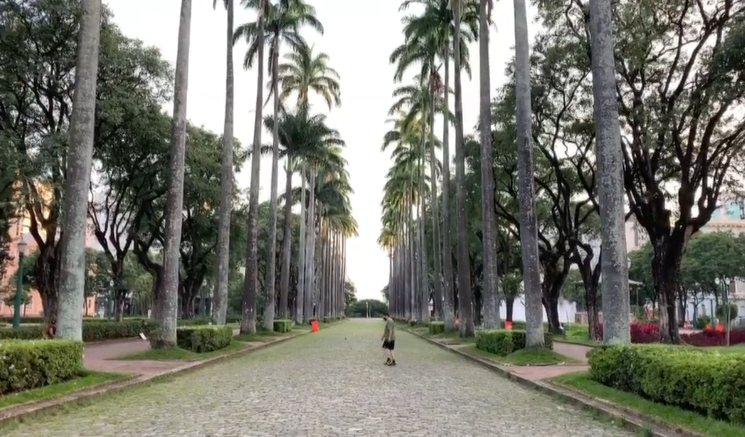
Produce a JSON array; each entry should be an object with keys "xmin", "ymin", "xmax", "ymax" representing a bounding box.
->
[{"xmin": 17, "ymin": 241, "xmax": 27, "ymax": 256}]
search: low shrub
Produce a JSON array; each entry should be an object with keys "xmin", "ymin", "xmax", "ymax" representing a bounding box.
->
[
  {"xmin": 176, "ymin": 326, "xmax": 233, "ymax": 353},
  {"xmin": 408, "ymin": 320, "xmax": 417, "ymax": 327},
  {"xmin": 273, "ymin": 319, "xmax": 293, "ymax": 333},
  {"xmin": 0, "ymin": 325, "xmax": 45, "ymax": 339},
  {"xmin": 178, "ymin": 318, "xmax": 211, "ymax": 326},
  {"xmin": 695, "ymin": 315, "xmax": 711, "ymax": 330},
  {"xmin": 428, "ymin": 321, "xmax": 444, "ymax": 335},
  {"xmin": 322, "ymin": 317, "xmax": 331, "ymax": 324},
  {"xmin": 588, "ymin": 344, "xmax": 745, "ymax": 424},
  {"xmin": 476, "ymin": 329, "xmax": 553, "ymax": 356},
  {"xmin": 225, "ymin": 315, "xmax": 242, "ymax": 324},
  {"xmin": 0, "ymin": 340, "xmax": 83, "ymax": 395}
]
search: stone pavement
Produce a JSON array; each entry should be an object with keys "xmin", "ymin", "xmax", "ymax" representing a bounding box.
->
[{"xmin": 6, "ymin": 320, "xmax": 633, "ymax": 437}]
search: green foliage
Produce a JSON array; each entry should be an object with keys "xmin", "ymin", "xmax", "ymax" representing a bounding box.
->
[
  {"xmin": 176, "ymin": 326, "xmax": 233, "ymax": 353},
  {"xmin": 716, "ymin": 304, "xmax": 739, "ymax": 322},
  {"xmin": 428, "ymin": 321, "xmax": 444, "ymax": 335},
  {"xmin": 476, "ymin": 329, "xmax": 554, "ymax": 356},
  {"xmin": 273, "ymin": 319, "xmax": 293, "ymax": 333},
  {"xmin": 588, "ymin": 345, "xmax": 745, "ymax": 424},
  {"xmin": 0, "ymin": 340, "xmax": 83, "ymax": 395},
  {"xmin": 345, "ymin": 299, "xmax": 387, "ymax": 317},
  {"xmin": 695, "ymin": 316, "xmax": 712, "ymax": 330}
]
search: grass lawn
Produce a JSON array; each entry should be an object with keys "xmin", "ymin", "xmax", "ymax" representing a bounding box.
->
[
  {"xmin": 233, "ymin": 330, "xmax": 286, "ymax": 342},
  {"xmin": 464, "ymin": 345, "xmax": 579, "ymax": 365},
  {"xmin": 118, "ymin": 341, "xmax": 247, "ymax": 360},
  {"xmin": 0, "ymin": 371, "xmax": 127, "ymax": 410},
  {"xmin": 552, "ymin": 372, "xmax": 742, "ymax": 437},
  {"xmin": 555, "ymin": 324, "xmax": 600, "ymax": 346},
  {"xmin": 701, "ymin": 344, "xmax": 745, "ymax": 354}
]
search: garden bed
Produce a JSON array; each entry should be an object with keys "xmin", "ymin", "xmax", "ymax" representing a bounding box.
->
[
  {"xmin": 552, "ymin": 371, "xmax": 742, "ymax": 437},
  {"xmin": 0, "ymin": 371, "xmax": 127, "ymax": 410}
]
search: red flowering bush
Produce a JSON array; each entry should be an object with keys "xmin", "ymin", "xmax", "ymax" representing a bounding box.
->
[
  {"xmin": 680, "ymin": 328, "xmax": 745, "ymax": 347},
  {"xmin": 596, "ymin": 321, "xmax": 659, "ymax": 343}
]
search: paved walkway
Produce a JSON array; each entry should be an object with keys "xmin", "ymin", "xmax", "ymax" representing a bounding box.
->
[{"xmin": 6, "ymin": 320, "xmax": 633, "ymax": 437}]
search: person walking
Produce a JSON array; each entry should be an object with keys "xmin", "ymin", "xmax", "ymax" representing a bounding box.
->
[{"xmin": 381, "ymin": 312, "xmax": 396, "ymax": 366}]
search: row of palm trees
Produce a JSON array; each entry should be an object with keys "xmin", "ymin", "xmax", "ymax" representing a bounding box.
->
[
  {"xmin": 55, "ymin": 0, "xmax": 356, "ymax": 346},
  {"xmin": 379, "ymin": 0, "xmax": 630, "ymax": 344}
]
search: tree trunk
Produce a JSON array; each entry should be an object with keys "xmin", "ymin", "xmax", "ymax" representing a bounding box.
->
[
  {"xmin": 441, "ymin": 46, "xmax": 455, "ymax": 331},
  {"xmin": 212, "ymin": 0, "xmax": 235, "ymax": 326},
  {"xmin": 114, "ymin": 289, "xmax": 126, "ymax": 322},
  {"xmin": 240, "ymin": 0, "xmax": 266, "ymax": 336},
  {"xmin": 156, "ymin": 0, "xmax": 192, "ymax": 349},
  {"xmin": 303, "ymin": 171, "xmax": 317, "ymax": 321},
  {"xmin": 478, "ymin": 0, "xmax": 500, "ymax": 330},
  {"xmin": 418, "ymin": 127, "xmax": 428, "ymax": 324},
  {"xmin": 589, "ymin": 0, "xmax": 630, "ymax": 345},
  {"xmin": 506, "ymin": 296, "xmax": 514, "ymax": 322},
  {"xmin": 295, "ymin": 173, "xmax": 307, "ymax": 324},
  {"xmin": 513, "ymin": 0, "xmax": 543, "ymax": 348},
  {"xmin": 427, "ymin": 76, "xmax": 443, "ymax": 319},
  {"xmin": 279, "ymin": 162, "xmax": 293, "ymax": 319},
  {"xmin": 263, "ymin": 41, "xmax": 280, "ymax": 332},
  {"xmin": 56, "ymin": 0, "xmax": 102, "ymax": 341},
  {"xmin": 653, "ymin": 237, "xmax": 683, "ymax": 343},
  {"xmin": 452, "ymin": 3, "xmax": 474, "ymax": 338}
]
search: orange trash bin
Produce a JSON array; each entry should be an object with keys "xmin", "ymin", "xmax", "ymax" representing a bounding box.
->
[
  {"xmin": 504, "ymin": 321, "xmax": 512, "ymax": 330},
  {"xmin": 310, "ymin": 319, "xmax": 319, "ymax": 332}
]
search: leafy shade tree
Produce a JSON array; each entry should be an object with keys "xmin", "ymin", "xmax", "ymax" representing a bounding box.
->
[{"xmin": 0, "ymin": 0, "xmax": 175, "ymax": 322}]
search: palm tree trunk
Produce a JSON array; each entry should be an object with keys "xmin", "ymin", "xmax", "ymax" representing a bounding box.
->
[
  {"xmin": 452, "ymin": 2, "xmax": 474, "ymax": 337},
  {"xmin": 478, "ymin": 0, "xmax": 500, "ymax": 330},
  {"xmin": 428, "ymin": 73, "xmax": 443, "ymax": 321},
  {"xmin": 279, "ymin": 160, "xmax": 293, "ymax": 319},
  {"xmin": 418, "ymin": 132, "xmax": 428, "ymax": 323},
  {"xmin": 57, "ymin": 0, "xmax": 102, "ymax": 341},
  {"xmin": 303, "ymin": 171, "xmax": 317, "ymax": 320},
  {"xmin": 589, "ymin": 0, "xmax": 630, "ymax": 344},
  {"xmin": 513, "ymin": 0, "xmax": 543, "ymax": 347},
  {"xmin": 212, "ymin": 0, "xmax": 235, "ymax": 326},
  {"xmin": 157, "ymin": 0, "xmax": 193, "ymax": 347},
  {"xmin": 240, "ymin": 0, "xmax": 266, "ymax": 336},
  {"xmin": 262, "ymin": 39, "xmax": 281, "ymax": 332},
  {"xmin": 440, "ymin": 45, "xmax": 455, "ymax": 331},
  {"xmin": 295, "ymin": 172, "xmax": 307, "ymax": 324}
]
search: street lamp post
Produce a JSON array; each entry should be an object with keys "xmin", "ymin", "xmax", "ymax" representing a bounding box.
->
[{"xmin": 13, "ymin": 241, "xmax": 27, "ymax": 330}]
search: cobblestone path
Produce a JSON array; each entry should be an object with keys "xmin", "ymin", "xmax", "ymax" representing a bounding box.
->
[{"xmin": 6, "ymin": 319, "xmax": 633, "ymax": 437}]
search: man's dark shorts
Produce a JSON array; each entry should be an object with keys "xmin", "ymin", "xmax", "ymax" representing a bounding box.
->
[{"xmin": 382, "ymin": 340, "xmax": 395, "ymax": 350}]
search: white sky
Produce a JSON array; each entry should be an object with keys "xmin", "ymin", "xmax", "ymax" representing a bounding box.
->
[{"xmin": 105, "ymin": 0, "xmax": 537, "ymax": 301}]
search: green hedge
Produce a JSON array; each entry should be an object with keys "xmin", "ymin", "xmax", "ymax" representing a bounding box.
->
[
  {"xmin": 476, "ymin": 329, "xmax": 554, "ymax": 356},
  {"xmin": 0, "ymin": 340, "xmax": 83, "ymax": 395},
  {"xmin": 273, "ymin": 319, "xmax": 293, "ymax": 333},
  {"xmin": 176, "ymin": 326, "xmax": 233, "ymax": 353},
  {"xmin": 428, "ymin": 321, "xmax": 444, "ymax": 335},
  {"xmin": 589, "ymin": 345, "xmax": 745, "ymax": 424},
  {"xmin": 0, "ymin": 320, "xmax": 154, "ymax": 341}
]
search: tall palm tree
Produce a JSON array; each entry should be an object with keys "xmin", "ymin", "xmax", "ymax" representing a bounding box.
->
[
  {"xmin": 399, "ymin": 0, "xmax": 478, "ymax": 332},
  {"xmin": 513, "ymin": 0, "xmax": 543, "ymax": 347},
  {"xmin": 236, "ymin": 0, "xmax": 323, "ymax": 330},
  {"xmin": 477, "ymin": 0, "xmax": 499, "ymax": 329},
  {"xmin": 588, "ymin": 0, "xmax": 630, "ymax": 343},
  {"xmin": 57, "ymin": 0, "xmax": 102, "ymax": 341},
  {"xmin": 234, "ymin": 0, "xmax": 267, "ymax": 335},
  {"xmin": 450, "ymin": 0, "xmax": 475, "ymax": 337},
  {"xmin": 155, "ymin": 0, "xmax": 193, "ymax": 347},
  {"xmin": 277, "ymin": 41, "xmax": 341, "ymax": 110},
  {"xmin": 211, "ymin": 0, "xmax": 235, "ymax": 326},
  {"xmin": 274, "ymin": 42, "xmax": 341, "ymax": 319}
]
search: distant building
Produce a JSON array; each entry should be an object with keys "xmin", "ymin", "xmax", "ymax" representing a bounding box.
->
[{"xmin": 0, "ymin": 182, "xmax": 97, "ymax": 318}]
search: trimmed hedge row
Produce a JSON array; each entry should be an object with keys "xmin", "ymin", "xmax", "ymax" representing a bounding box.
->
[
  {"xmin": 476, "ymin": 329, "xmax": 554, "ymax": 355},
  {"xmin": 273, "ymin": 319, "xmax": 293, "ymax": 333},
  {"xmin": 589, "ymin": 345, "xmax": 745, "ymax": 424},
  {"xmin": 0, "ymin": 319, "xmax": 154, "ymax": 341},
  {"xmin": 0, "ymin": 340, "xmax": 83, "ymax": 395},
  {"xmin": 176, "ymin": 326, "xmax": 233, "ymax": 353}
]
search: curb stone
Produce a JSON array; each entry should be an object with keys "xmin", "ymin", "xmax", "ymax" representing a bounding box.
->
[
  {"xmin": 0, "ymin": 330, "xmax": 310, "ymax": 427},
  {"xmin": 407, "ymin": 329, "xmax": 706, "ymax": 437}
]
